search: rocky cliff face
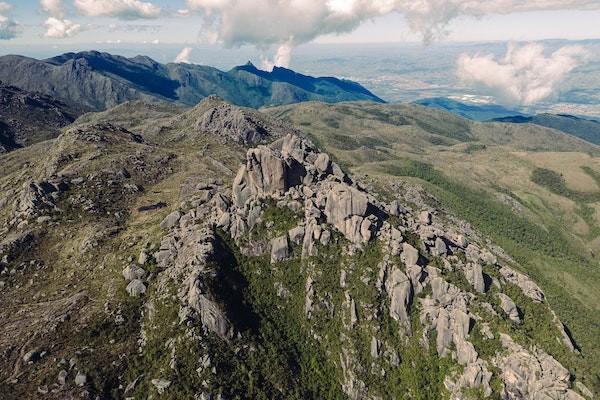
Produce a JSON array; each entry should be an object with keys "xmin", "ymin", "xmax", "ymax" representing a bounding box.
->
[
  {"xmin": 0, "ymin": 99, "xmax": 594, "ymax": 399},
  {"xmin": 145, "ymin": 134, "xmax": 588, "ymax": 399}
]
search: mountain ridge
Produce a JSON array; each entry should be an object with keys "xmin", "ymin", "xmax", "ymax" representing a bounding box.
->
[{"xmin": 0, "ymin": 51, "xmax": 384, "ymax": 112}]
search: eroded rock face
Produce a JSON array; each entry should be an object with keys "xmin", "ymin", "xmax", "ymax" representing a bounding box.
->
[
  {"xmin": 495, "ymin": 334, "xmax": 584, "ymax": 400},
  {"xmin": 271, "ymin": 235, "xmax": 290, "ymax": 263},
  {"xmin": 498, "ymin": 293, "xmax": 521, "ymax": 322},
  {"xmin": 385, "ymin": 266, "xmax": 413, "ymax": 330},
  {"xmin": 500, "ymin": 266, "xmax": 545, "ymax": 303},
  {"xmin": 142, "ymin": 133, "xmax": 585, "ymax": 400}
]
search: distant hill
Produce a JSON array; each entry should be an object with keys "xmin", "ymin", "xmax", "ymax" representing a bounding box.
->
[
  {"xmin": 415, "ymin": 97, "xmax": 526, "ymax": 121},
  {"xmin": 0, "ymin": 82, "xmax": 77, "ymax": 153},
  {"xmin": 0, "ymin": 51, "xmax": 383, "ymax": 112},
  {"xmin": 493, "ymin": 113, "xmax": 600, "ymax": 145}
]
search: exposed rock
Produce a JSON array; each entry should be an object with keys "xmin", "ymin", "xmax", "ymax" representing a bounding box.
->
[
  {"xmin": 271, "ymin": 235, "xmax": 291, "ymax": 263},
  {"xmin": 151, "ymin": 378, "xmax": 171, "ymax": 394},
  {"xmin": 402, "ymin": 243, "xmax": 420, "ymax": 266},
  {"xmin": 288, "ymin": 225, "xmax": 305, "ymax": 244},
  {"xmin": 497, "ymin": 293, "xmax": 520, "ymax": 322},
  {"xmin": 126, "ymin": 279, "xmax": 147, "ymax": 297},
  {"xmin": 314, "ymin": 153, "xmax": 331, "ymax": 174},
  {"xmin": 431, "ymin": 237, "xmax": 448, "ymax": 257},
  {"xmin": 75, "ymin": 371, "xmax": 87, "ymax": 387},
  {"xmin": 464, "ymin": 263, "xmax": 486, "ymax": 293},
  {"xmin": 122, "ymin": 265, "xmax": 145, "ymax": 281},
  {"xmin": 495, "ymin": 334, "xmax": 583, "ymax": 400},
  {"xmin": 419, "ymin": 210, "xmax": 432, "ymax": 225},
  {"xmin": 386, "ymin": 266, "xmax": 413, "ymax": 330},
  {"xmin": 23, "ymin": 350, "xmax": 40, "ymax": 363},
  {"xmin": 324, "ymin": 184, "xmax": 371, "ymax": 244},
  {"xmin": 160, "ymin": 210, "xmax": 182, "ymax": 229},
  {"xmin": 58, "ymin": 369, "xmax": 68, "ymax": 385},
  {"xmin": 500, "ymin": 266, "xmax": 544, "ymax": 302}
]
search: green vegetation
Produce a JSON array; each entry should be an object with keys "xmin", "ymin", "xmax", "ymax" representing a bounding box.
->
[{"xmin": 376, "ymin": 159, "xmax": 600, "ymax": 393}]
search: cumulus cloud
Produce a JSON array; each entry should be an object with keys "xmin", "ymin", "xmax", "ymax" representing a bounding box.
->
[
  {"xmin": 457, "ymin": 42, "xmax": 589, "ymax": 105},
  {"xmin": 261, "ymin": 42, "xmax": 293, "ymax": 70},
  {"xmin": 175, "ymin": 47, "xmax": 193, "ymax": 63},
  {"xmin": 0, "ymin": 1, "xmax": 18, "ymax": 40},
  {"xmin": 40, "ymin": 0, "xmax": 83, "ymax": 38},
  {"xmin": 74, "ymin": 0, "xmax": 161, "ymax": 19},
  {"xmin": 185, "ymin": 0, "xmax": 600, "ymax": 67},
  {"xmin": 44, "ymin": 16, "xmax": 81, "ymax": 38},
  {"xmin": 41, "ymin": 0, "xmax": 64, "ymax": 17}
]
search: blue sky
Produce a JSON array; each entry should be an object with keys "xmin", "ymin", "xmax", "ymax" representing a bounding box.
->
[{"xmin": 2, "ymin": 0, "xmax": 600, "ymax": 46}]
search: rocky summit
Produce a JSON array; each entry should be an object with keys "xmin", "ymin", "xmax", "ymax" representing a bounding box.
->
[{"xmin": 0, "ymin": 97, "xmax": 596, "ymax": 400}]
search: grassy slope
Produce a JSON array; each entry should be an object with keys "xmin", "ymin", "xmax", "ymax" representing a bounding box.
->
[{"xmin": 265, "ymin": 101, "xmax": 600, "ymax": 393}]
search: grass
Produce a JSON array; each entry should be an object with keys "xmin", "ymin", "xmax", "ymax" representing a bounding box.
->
[{"xmin": 372, "ymin": 159, "xmax": 600, "ymax": 394}]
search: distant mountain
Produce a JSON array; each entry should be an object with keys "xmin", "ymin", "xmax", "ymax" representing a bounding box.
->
[
  {"xmin": 493, "ymin": 114, "xmax": 600, "ymax": 145},
  {"xmin": 0, "ymin": 82, "xmax": 77, "ymax": 153},
  {"xmin": 415, "ymin": 97, "xmax": 527, "ymax": 121},
  {"xmin": 0, "ymin": 51, "xmax": 383, "ymax": 112}
]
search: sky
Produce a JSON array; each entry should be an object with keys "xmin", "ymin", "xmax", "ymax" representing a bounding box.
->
[
  {"xmin": 1, "ymin": 0, "xmax": 599, "ymax": 107},
  {"xmin": 1, "ymin": 1, "xmax": 599, "ymax": 46}
]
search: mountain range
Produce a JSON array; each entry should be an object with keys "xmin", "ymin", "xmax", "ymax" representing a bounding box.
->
[
  {"xmin": 0, "ymin": 51, "xmax": 599, "ymax": 399},
  {"xmin": 0, "ymin": 51, "xmax": 383, "ymax": 112},
  {"xmin": 417, "ymin": 97, "xmax": 600, "ymax": 146}
]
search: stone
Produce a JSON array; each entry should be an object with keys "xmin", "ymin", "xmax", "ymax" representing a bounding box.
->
[
  {"xmin": 453, "ymin": 234, "xmax": 468, "ymax": 248},
  {"xmin": 387, "ymin": 200, "xmax": 405, "ymax": 216},
  {"xmin": 138, "ymin": 249, "xmax": 148, "ymax": 265},
  {"xmin": 58, "ymin": 369, "xmax": 68, "ymax": 385},
  {"xmin": 122, "ymin": 265, "xmax": 145, "ymax": 281},
  {"xmin": 499, "ymin": 266, "xmax": 544, "ymax": 303},
  {"xmin": 314, "ymin": 153, "xmax": 331, "ymax": 174},
  {"xmin": 386, "ymin": 267, "xmax": 413, "ymax": 329},
  {"xmin": 496, "ymin": 334, "xmax": 582, "ymax": 400},
  {"xmin": 271, "ymin": 235, "xmax": 290, "ymax": 263},
  {"xmin": 402, "ymin": 243, "xmax": 420, "ymax": 266},
  {"xmin": 288, "ymin": 225, "xmax": 305, "ymax": 244},
  {"xmin": 419, "ymin": 210, "xmax": 432, "ymax": 225},
  {"xmin": 160, "ymin": 210, "xmax": 182, "ymax": 229},
  {"xmin": 23, "ymin": 350, "xmax": 40, "ymax": 363},
  {"xmin": 456, "ymin": 339, "xmax": 478, "ymax": 365},
  {"xmin": 497, "ymin": 293, "xmax": 520, "ymax": 322},
  {"xmin": 126, "ymin": 279, "xmax": 147, "ymax": 297},
  {"xmin": 320, "ymin": 230, "xmax": 331, "ymax": 245},
  {"xmin": 370, "ymin": 336, "xmax": 380, "ymax": 359},
  {"xmin": 431, "ymin": 237, "xmax": 447, "ymax": 257},
  {"xmin": 465, "ymin": 263, "xmax": 486, "ymax": 294},
  {"xmin": 324, "ymin": 184, "xmax": 374, "ymax": 244},
  {"xmin": 75, "ymin": 371, "xmax": 87, "ymax": 387},
  {"xmin": 151, "ymin": 378, "xmax": 171, "ymax": 394}
]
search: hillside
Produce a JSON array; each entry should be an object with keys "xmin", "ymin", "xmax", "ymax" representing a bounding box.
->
[
  {"xmin": 266, "ymin": 101, "xmax": 600, "ymax": 395},
  {"xmin": 416, "ymin": 97, "xmax": 600, "ymax": 146},
  {"xmin": 0, "ymin": 52, "xmax": 383, "ymax": 112},
  {"xmin": 0, "ymin": 98, "xmax": 596, "ymax": 399},
  {"xmin": 0, "ymin": 82, "xmax": 77, "ymax": 153},
  {"xmin": 493, "ymin": 114, "xmax": 600, "ymax": 145},
  {"xmin": 415, "ymin": 98, "xmax": 527, "ymax": 121}
]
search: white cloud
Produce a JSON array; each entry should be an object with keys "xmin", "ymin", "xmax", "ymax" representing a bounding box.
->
[
  {"xmin": 0, "ymin": 1, "xmax": 18, "ymax": 40},
  {"xmin": 175, "ymin": 47, "xmax": 193, "ymax": 63},
  {"xmin": 261, "ymin": 42, "xmax": 293, "ymax": 70},
  {"xmin": 456, "ymin": 42, "xmax": 589, "ymax": 105},
  {"xmin": 176, "ymin": 9, "xmax": 191, "ymax": 17},
  {"xmin": 185, "ymin": 0, "xmax": 600, "ymax": 63},
  {"xmin": 44, "ymin": 16, "xmax": 81, "ymax": 38},
  {"xmin": 0, "ymin": 1, "xmax": 11, "ymax": 13},
  {"xmin": 74, "ymin": 0, "xmax": 161, "ymax": 19},
  {"xmin": 41, "ymin": 0, "xmax": 64, "ymax": 17}
]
